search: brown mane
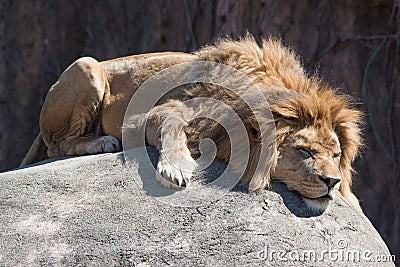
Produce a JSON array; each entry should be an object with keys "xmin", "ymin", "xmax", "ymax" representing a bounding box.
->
[{"xmin": 191, "ymin": 35, "xmax": 363, "ymax": 197}]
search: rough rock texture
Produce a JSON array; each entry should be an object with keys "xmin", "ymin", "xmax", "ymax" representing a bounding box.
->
[{"xmin": 0, "ymin": 148, "xmax": 395, "ymax": 266}]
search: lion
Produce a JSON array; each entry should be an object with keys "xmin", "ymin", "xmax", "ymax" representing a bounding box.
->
[{"xmin": 20, "ymin": 36, "xmax": 363, "ymax": 212}]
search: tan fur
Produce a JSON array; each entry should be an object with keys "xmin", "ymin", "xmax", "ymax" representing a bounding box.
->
[{"xmin": 21, "ymin": 36, "xmax": 363, "ymax": 212}]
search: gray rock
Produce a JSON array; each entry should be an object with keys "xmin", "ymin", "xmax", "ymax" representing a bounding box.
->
[{"xmin": 0, "ymin": 147, "xmax": 395, "ymax": 266}]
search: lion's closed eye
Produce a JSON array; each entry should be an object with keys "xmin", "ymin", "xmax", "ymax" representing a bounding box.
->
[{"xmin": 297, "ymin": 147, "xmax": 313, "ymax": 159}]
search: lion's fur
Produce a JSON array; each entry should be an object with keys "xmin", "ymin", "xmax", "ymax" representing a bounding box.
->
[
  {"xmin": 182, "ymin": 36, "xmax": 363, "ymax": 204},
  {"xmin": 21, "ymin": 35, "xmax": 363, "ymax": 211}
]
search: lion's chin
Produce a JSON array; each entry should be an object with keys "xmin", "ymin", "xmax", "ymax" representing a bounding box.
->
[
  {"xmin": 302, "ymin": 193, "xmax": 335, "ymax": 212},
  {"xmin": 302, "ymin": 197, "xmax": 331, "ymax": 212}
]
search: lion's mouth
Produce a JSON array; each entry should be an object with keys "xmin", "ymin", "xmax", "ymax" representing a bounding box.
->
[
  {"xmin": 304, "ymin": 192, "xmax": 333, "ymax": 201},
  {"xmin": 316, "ymin": 193, "xmax": 333, "ymax": 200}
]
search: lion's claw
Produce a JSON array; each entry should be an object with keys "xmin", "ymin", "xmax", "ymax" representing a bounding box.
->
[
  {"xmin": 85, "ymin": 135, "xmax": 121, "ymax": 155},
  {"xmin": 98, "ymin": 135, "xmax": 121, "ymax": 153},
  {"xmin": 156, "ymin": 153, "xmax": 197, "ymax": 188}
]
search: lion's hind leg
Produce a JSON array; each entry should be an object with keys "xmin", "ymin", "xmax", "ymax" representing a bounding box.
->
[
  {"xmin": 144, "ymin": 100, "xmax": 198, "ymax": 188},
  {"xmin": 46, "ymin": 135, "xmax": 121, "ymax": 157},
  {"xmin": 40, "ymin": 57, "xmax": 121, "ymax": 158}
]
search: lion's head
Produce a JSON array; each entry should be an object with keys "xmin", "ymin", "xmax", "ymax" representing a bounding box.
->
[
  {"xmin": 269, "ymin": 89, "xmax": 363, "ymax": 211},
  {"xmin": 273, "ymin": 127, "xmax": 342, "ymax": 210}
]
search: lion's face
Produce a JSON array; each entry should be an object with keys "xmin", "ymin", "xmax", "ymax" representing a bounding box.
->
[{"xmin": 272, "ymin": 127, "xmax": 342, "ymax": 211}]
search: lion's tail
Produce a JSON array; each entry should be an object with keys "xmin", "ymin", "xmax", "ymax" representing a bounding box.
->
[{"xmin": 19, "ymin": 132, "xmax": 48, "ymax": 167}]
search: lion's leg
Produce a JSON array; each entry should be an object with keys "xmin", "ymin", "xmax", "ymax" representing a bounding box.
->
[
  {"xmin": 46, "ymin": 135, "xmax": 121, "ymax": 157},
  {"xmin": 145, "ymin": 100, "xmax": 198, "ymax": 188},
  {"xmin": 40, "ymin": 57, "xmax": 121, "ymax": 158}
]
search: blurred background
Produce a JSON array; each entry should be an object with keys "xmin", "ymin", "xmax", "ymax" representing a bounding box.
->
[{"xmin": 0, "ymin": 0, "xmax": 399, "ymax": 259}]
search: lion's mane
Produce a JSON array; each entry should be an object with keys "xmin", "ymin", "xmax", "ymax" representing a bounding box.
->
[{"xmin": 184, "ymin": 36, "xmax": 363, "ymax": 197}]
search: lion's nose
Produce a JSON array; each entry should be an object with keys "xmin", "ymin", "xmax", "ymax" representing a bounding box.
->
[{"xmin": 319, "ymin": 175, "xmax": 341, "ymax": 189}]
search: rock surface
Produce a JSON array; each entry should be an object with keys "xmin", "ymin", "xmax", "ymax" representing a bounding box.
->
[{"xmin": 0, "ymin": 148, "xmax": 395, "ymax": 266}]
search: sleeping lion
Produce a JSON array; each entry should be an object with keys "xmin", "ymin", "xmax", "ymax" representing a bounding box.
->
[{"xmin": 20, "ymin": 36, "xmax": 363, "ymax": 212}]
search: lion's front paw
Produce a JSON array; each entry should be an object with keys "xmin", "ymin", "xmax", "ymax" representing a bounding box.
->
[{"xmin": 156, "ymin": 153, "xmax": 198, "ymax": 188}]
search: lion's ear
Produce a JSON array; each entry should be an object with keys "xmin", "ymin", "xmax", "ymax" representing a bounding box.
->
[
  {"xmin": 269, "ymin": 102, "xmax": 300, "ymax": 146},
  {"xmin": 259, "ymin": 86, "xmax": 300, "ymax": 124},
  {"xmin": 270, "ymin": 99, "xmax": 300, "ymax": 123}
]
